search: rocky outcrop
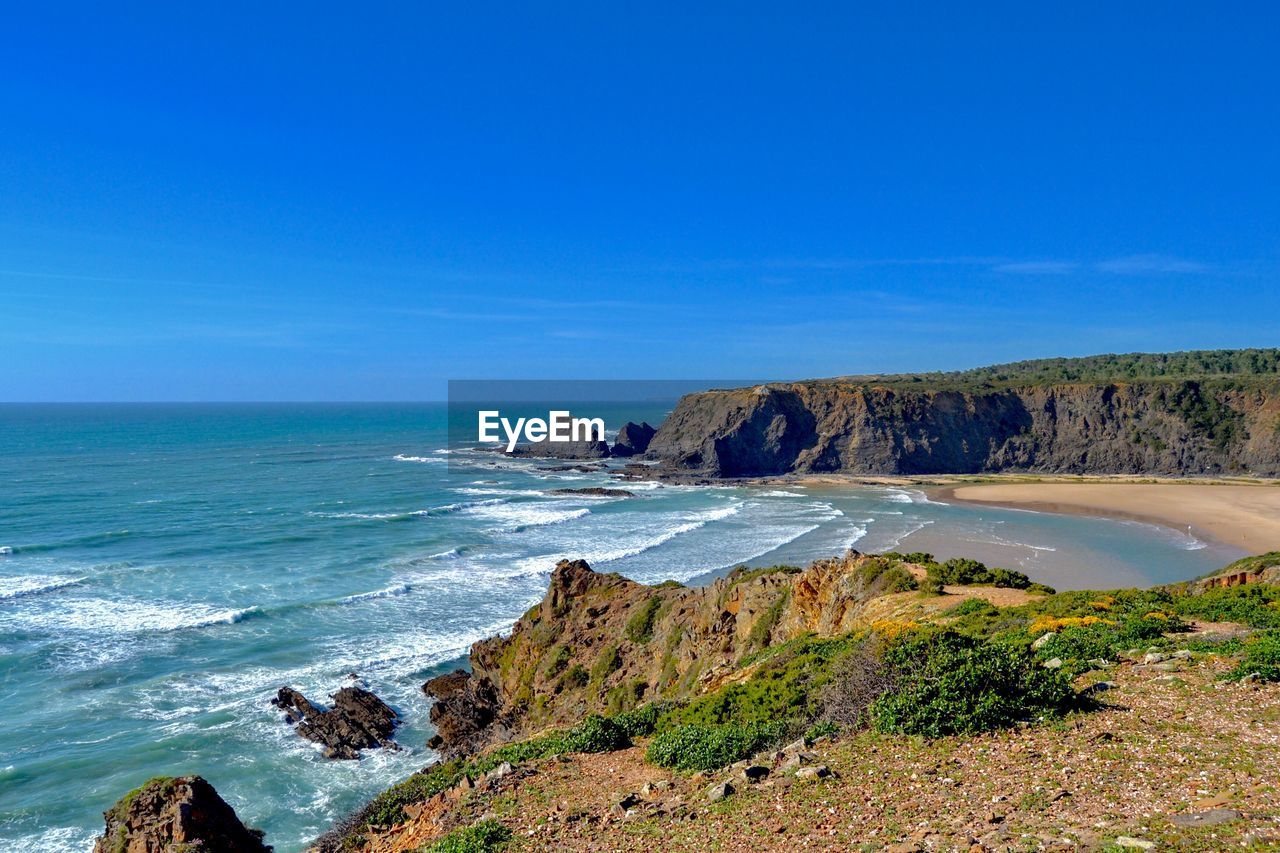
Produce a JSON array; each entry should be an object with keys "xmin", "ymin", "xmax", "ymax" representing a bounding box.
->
[
  {"xmin": 504, "ymin": 439, "xmax": 611, "ymax": 459},
  {"xmin": 611, "ymin": 421, "xmax": 657, "ymax": 457},
  {"xmin": 94, "ymin": 775, "xmax": 270, "ymax": 853},
  {"xmin": 273, "ymin": 685, "xmax": 398, "ymax": 759},
  {"xmin": 423, "ymin": 554, "xmax": 924, "ymax": 755},
  {"xmin": 548, "ymin": 487, "xmax": 635, "ymax": 497},
  {"xmin": 423, "ymin": 670, "xmax": 502, "ymax": 754},
  {"xmin": 500, "ymin": 421, "xmax": 658, "ymax": 461},
  {"xmin": 644, "ymin": 380, "xmax": 1280, "ymax": 478}
]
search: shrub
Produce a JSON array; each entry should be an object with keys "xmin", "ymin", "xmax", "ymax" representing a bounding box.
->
[
  {"xmin": 1173, "ymin": 585, "xmax": 1280, "ymax": 629},
  {"xmin": 561, "ymin": 714, "xmax": 630, "ymax": 753},
  {"xmin": 1226, "ymin": 629, "xmax": 1280, "ymax": 682},
  {"xmin": 612, "ymin": 701, "xmax": 677, "ymax": 739},
  {"xmin": 421, "ymin": 819, "xmax": 512, "ymax": 853},
  {"xmin": 804, "ymin": 720, "xmax": 839, "ymax": 742},
  {"xmin": 544, "ymin": 644, "xmax": 572, "ymax": 678},
  {"xmin": 816, "ymin": 636, "xmax": 893, "ymax": 727},
  {"xmin": 646, "ymin": 721, "xmax": 784, "ymax": 771},
  {"xmin": 918, "ymin": 574, "xmax": 945, "ymax": 596},
  {"xmin": 624, "ymin": 597, "xmax": 663, "ymax": 643},
  {"xmin": 871, "ymin": 629, "xmax": 1077, "ymax": 737},
  {"xmin": 951, "ymin": 598, "xmax": 997, "ymax": 617},
  {"xmin": 358, "ymin": 760, "xmax": 467, "ymax": 828},
  {"xmin": 590, "ymin": 644, "xmax": 623, "ymax": 683},
  {"xmin": 928, "ymin": 558, "xmax": 1035, "ymax": 590},
  {"xmin": 556, "ymin": 663, "xmax": 588, "ymax": 692},
  {"xmin": 664, "ymin": 635, "xmax": 857, "ymax": 730}
]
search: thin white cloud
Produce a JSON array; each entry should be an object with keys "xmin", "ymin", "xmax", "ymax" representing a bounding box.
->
[
  {"xmin": 1095, "ymin": 254, "xmax": 1208, "ymax": 274},
  {"xmin": 992, "ymin": 261, "xmax": 1080, "ymax": 275}
]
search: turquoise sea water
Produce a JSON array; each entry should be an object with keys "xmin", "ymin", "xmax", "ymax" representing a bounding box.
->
[{"xmin": 0, "ymin": 404, "xmax": 1244, "ymax": 851}]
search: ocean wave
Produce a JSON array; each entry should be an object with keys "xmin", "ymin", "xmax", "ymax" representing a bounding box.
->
[
  {"xmin": 845, "ymin": 524, "xmax": 869, "ymax": 549},
  {"xmin": 6, "ymin": 598, "xmax": 261, "ymax": 634},
  {"xmin": 340, "ymin": 583, "xmax": 412, "ymax": 604},
  {"xmin": 5, "ymin": 529, "xmax": 132, "ymax": 554},
  {"xmin": 878, "ymin": 519, "xmax": 936, "ymax": 551},
  {"xmin": 507, "ymin": 502, "xmax": 745, "ymax": 576},
  {"xmin": 756, "ymin": 489, "xmax": 806, "ymax": 497},
  {"xmin": 0, "ymin": 574, "xmax": 86, "ymax": 600},
  {"xmin": 7, "ymin": 826, "xmax": 99, "ymax": 853},
  {"xmin": 466, "ymin": 503, "xmax": 592, "ymax": 531},
  {"xmin": 454, "ymin": 486, "xmax": 547, "ymax": 497},
  {"xmin": 393, "ymin": 453, "xmax": 445, "ymax": 464},
  {"xmin": 0, "ymin": 545, "xmax": 12, "ymax": 555}
]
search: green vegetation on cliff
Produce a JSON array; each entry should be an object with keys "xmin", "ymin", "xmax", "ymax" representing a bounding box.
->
[{"xmin": 853, "ymin": 347, "xmax": 1280, "ymax": 391}]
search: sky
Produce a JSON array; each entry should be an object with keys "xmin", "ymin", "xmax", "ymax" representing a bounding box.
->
[{"xmin": 2, "ymin": 3, "xmax": 1278, "ymax": 401}]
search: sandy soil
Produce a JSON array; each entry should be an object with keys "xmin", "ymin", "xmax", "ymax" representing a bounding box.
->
[{"xmin": 937, "ymin": 482, "xmax": 1280, "ymax": 553}]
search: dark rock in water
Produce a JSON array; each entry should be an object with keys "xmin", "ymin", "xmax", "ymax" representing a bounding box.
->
[
  {"xmin": 548, "ymin": 487, "xmax": 635, "ymax": 498},
  {"xmin": 94, "ymin": 775, "xmax": 270, "ymax": 853},
  {"xmin": 273, "ymin": 685, "xmax": 398, "ymax": 760},
  {"xmin": 611, "ymin": 421, "xmax": 656, "ymax": 457},
  {"xmin": 422, "ymin": 669, "xmax": 502, "ymax": 755},
  {"xmin": 505, "ymin": 439, "xmax": 611, "ymax": 459}
]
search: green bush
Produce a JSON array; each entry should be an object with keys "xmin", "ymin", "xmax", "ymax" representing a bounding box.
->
[
  {"xmin": 562, "ymin": 714, "xmax": 630, "ymax": 753},
  {"xmin": 544, "ymin": 644, "xmax": 572, "ymax": 677},
  {"xmin": 624, "ymin": 597, "xmax": 663, "ymax": 643},
  {"xmin": 871, "ymin": 630, "xmax": 1077, "ymax": 737},
  {"xmin": 556, "ymin": 663, "xmax": 588, "ymax": 692},
  {"xmin": 664, "ymin": 635, "xmax": 857, "ymax": 730},
  {"xmin": 1035, "ymin": 612, "xmax": 1177, "ymax": 673},
  {"xmin": 612, "ymin": 701, "xmax": 677, "ymax": 739},
  {"xmin": 1173, "ymin": 585, "xmax": 1280, "ymax": 629},
  {"xmin": 646, "ymin": 721, "xmax": 784, "ymax": 771},
  {"xmin": 928, "ymin": 558, "xmax": 1035, "ymax": 590},
  {"xmin": 420, "ymin": 819, "xmax": 512, "ymax": 853},
  {"xmin": 951, "ymin": 598, "xmax": 997, "ymax": 617},
  {"xmin": 1226, "ymin": 629, "xmax": 1280, "ymax": 682},
  {"xmin": 590, "ymin": 644, "xmax": 623, "ymax": 682},
  {"xmin": 360, "ymin": 760, "xmax": 467, "ymax": 827}
]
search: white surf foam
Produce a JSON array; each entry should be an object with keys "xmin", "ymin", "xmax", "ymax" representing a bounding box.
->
[
  {"xmin": 466, "ymin": 503, "xmax": 592, "ymax": 531},
  {"xmin": 392, "ymin": 453, "xmax": 445, "ymax": 464},
  {"xmin": 506, "ymin": 502, "xmax": 745, "ymax": 577},
  {"xmin": 0, "ymin": 574, "xmax": 85, "ymax": 600},
  {"xmin": 340, "ymin": 583, "xmax": 412, "ymax": 604},
  {"xmin": 7, "ymin": 598, "xmax": 260, "ymax": 634}
]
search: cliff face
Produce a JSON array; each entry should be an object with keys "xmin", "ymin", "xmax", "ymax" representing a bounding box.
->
[
  {"xmin": 425, "ymin": 554, "xmax": 924, "ymax": 754},
  {"xmin": 645, "ymin": 381, "xmax": 1280, "ymax": 477},
  {"xmin": 94, "ymin": 776, "xmax": 270, "ymax": 853}
]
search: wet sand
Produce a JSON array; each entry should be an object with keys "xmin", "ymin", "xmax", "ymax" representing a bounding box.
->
[{"xmin": 936, "ymin": 482, "xmax": 1280, "ymax": 553}]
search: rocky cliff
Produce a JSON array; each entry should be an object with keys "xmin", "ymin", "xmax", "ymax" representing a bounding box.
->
[
  {"xmin": 424, "ymin": 553, "xmax": 932, "ymax": 754},
  {"xmin": 94, "ymin": 775, "xmax": 270, "ymax": 853},
  {"xmin": 645, "ymin": 379, "xmax": 1280, "ymax": 478}
]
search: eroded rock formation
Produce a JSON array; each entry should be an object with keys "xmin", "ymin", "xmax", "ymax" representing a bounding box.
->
[
  {"xmin": 273, "ymin": 685, "xmax": 398, "ymax": 759},
  {"xmin": 94, "ymin": 775, "xmax": 270, "ymax": 853}
]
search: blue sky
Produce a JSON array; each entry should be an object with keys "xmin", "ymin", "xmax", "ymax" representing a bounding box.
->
[{"xmin": 2, "ymin": 3, "xmax": 1278, "ymax": 400}]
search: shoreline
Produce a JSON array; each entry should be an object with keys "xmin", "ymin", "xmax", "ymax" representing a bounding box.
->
[{"xmin": 930, "ymin": 481, "xmax": 1280, "ymax": 554}]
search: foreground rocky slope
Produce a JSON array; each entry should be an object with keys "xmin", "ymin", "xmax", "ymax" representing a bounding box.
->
[
  {"xmin": 323, "ymin": 550, "xmax": 1280, "ymax": 852},
  {"xmin": 645, "ymin": 379, "xmax": 1280, "ymax": 478},
  {"xmin": 424, "ymin": 553, "xmax": 951, "ymax": 755}
]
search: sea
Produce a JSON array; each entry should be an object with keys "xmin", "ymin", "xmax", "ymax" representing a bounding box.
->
[{"xmin": 0, "ymin": 403, "xmax": 1244, "ymax": 851}]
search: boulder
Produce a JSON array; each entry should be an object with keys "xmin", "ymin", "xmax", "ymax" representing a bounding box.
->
[
  {"xmin": 94, "ymin": 776, "xmax": 270, "ymax": 853},
  {"xmin": 611, "ymin": 422, "xmax": 657, "ymax": 457},
  {"xmin": 422, "ymin": 670, "xmax": 502, "ymax": 755},
  {"xmin": 273, "ymin": 685, "xmax": 398, "ymax": 760},
  {"xmin": 705, "ymin": 780, "xmax": 735, "ymax": 802}
]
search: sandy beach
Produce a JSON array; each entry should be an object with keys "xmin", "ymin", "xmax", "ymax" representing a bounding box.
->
[{"xmin": 937, "ymin": 482, "xmax": 1280, "ymax": 553}]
